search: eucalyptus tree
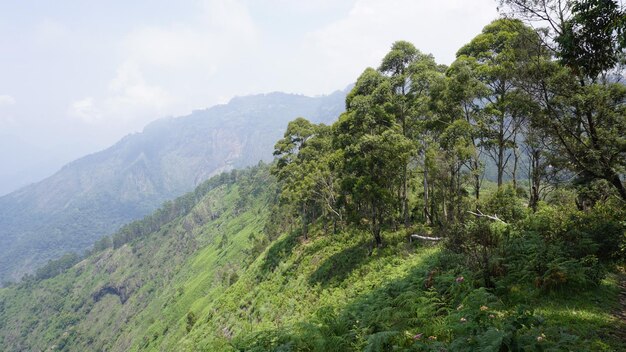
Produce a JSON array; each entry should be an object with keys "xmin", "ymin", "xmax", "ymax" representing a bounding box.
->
[
  {"xmin": 500, "ymin": 0, "xmax": 626, "ymax": 200},
  {"xmin": 407, "ymin": 50, "xmax": 444, "ymax": 224},
  {"xmin": 379, "ymin": 41, "xmax": 445, "ymax": 226},
  {"xmin": 273, "ymin": 117, "xmax": 330, "ymax": 239},
  {"xmin": 456, "ymin": 18, "xmax": 539, "ymax": 188},
  {"xmin": 441, "ymin": 58, "xmax": 489, "ymax": 201},
  {"xmin": 378, "ymin": 41, "xmax": 417, "ymax": 227},
  {"xmin": 335, "ymin": 68, "xmax": 413, "ymax": 247}
]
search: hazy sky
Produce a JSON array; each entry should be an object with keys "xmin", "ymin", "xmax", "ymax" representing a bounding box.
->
[{"xmin": 0, "ymin": 0, "xmax": 498, "ymax": 195}]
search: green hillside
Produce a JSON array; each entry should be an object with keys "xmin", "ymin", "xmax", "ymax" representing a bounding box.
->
[
  {"xmin": 0, "ymin": 90, "xmax": 346, "ymax": 284},
  {"xmin": 0, "ymin": 164, "xmax": 623, "ymax": 351},
  {"xmin": 0, "ymin": 165, "xmax": 273, "ymax": 350},
  {"xmin": 1, "ymin": 4, "xmax": 625, "ymax": 351}
]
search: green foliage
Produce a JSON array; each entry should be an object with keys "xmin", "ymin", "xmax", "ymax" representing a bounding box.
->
[
  {"xmin": 556, "ymin": 0, "xmax": 626, "ymax": 78},
  {"xmin": 500, "ymin": 203, "xmax": 625, "ymax": 293},
  {"xmin": 1, "ymin": 171, "xmax": 623, "ymax": 351},
  {"xmin": 186, "ymin": 311, "xmax": 197, "ymax": 333},
  {"xmin": 482, "ymin": 186, "xmax": 527, "ymax": 223},
  {"xmin": 2, "ymin": 6, "xmax": 626, "ymax": 351},
  {"xmin": 32, "ymin": 252, "xmax": 81, "ymax": 281}
]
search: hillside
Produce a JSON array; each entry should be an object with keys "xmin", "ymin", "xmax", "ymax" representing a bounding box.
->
[
  {"xmin": 0, "ymin": 90, "xmax": 346, "ymax": 284},
  {"xmin": 1, "ymin": 4, "xmax": 625, "ymax": 350},
  {"xmin": 0, "ymin": 165, "xmax": 623, "ymax": 351}
]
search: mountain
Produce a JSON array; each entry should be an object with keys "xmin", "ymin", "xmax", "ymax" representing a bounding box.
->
[
  {"xmin": 0, "ymin": 90, "xmax": 346, "ymax": 284},
  {"xmin": 0, "ymin": 165, "xmax": 621, "ymax": 351},
  {"xmin": 0, "ymin": 134, "xmax": 72, "ymax": 196}
]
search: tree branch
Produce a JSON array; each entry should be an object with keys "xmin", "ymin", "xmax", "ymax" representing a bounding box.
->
[
  {"xmin": 410, "ymin": 234, "xmax": 443, "ymax": 241},
  {"xmin": 467, "ymin": 209, "xmax": 508, "ymax": 224}
]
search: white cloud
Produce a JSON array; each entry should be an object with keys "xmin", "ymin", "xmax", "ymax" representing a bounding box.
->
[
  {"xmin": 291, "ymin": 0, "xmax": 498, "ymax": 93},
  {"xmin": 69, "ymin": 63, "xmax": 174, "ymax": 125},
  {"xmin": 67, "ymin": 0, "xmax": 259, "ymax": 129},
  {"xmin": 104, "ymin": 62, "xmax": 175, "ymax": 118},
  {"xmin": 69, "ymin": 97, "xmax": 101, "ymax": 123},
  {"xmin": 66, "ymin": 0, "xmax": 499, "ymax": 130},
  {"xmin": 0, "ymin": 95, "xmax": 15, "ymax": 106}
]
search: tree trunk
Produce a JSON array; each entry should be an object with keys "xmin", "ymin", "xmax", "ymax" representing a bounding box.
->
[
  {"xmin": 374, "ymin": 226, "xmax": 383, "ymax": 248},
  {"xmin": 497, "ymin": 142, "xmax": 504, "ymax": 188},
  {"xmin": 474, "ymin": 158, "xmax": 481, "ymax": 201},
  {"xmin": 403, "ymin": 165, "xmax": 409, "ymax": 228},
  {"xmin": 419, "ymin": 138, "xmax": 433, "ymax": 225},
  {"xmin": 371, "ymin": 204, "xmax": 383, "ymax": 248},
  {"xmin": 528, "ymin": 149, "xmax": 541, "ymax": 212},
  {"xmin": 512, "ymin": 144, "xmax": 519, "ymax": 190},
  {"xmin": 301, "ymin": 203, "xmax": 308, "ymax": 240},
  {"xmin": 606, "ymin": 170, "xmax": 626, "ymax": 201}
]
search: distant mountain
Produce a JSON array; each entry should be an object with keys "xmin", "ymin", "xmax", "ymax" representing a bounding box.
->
[
  {"xmin": 0, "ymin": 89, "xmax": 346, "ymax": 284},
  {"xmin": 0, "ymin": 134, "xmax": 72, "ymax": 196}
]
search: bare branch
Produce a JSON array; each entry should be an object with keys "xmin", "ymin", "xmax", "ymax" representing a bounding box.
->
[
  {"xmin": 467, "ymin": 209, "xmax": 508, "ymax": 224},
  {"xmin": 410, "ymin": 234, "xmax": 443, "ymax": 241}
]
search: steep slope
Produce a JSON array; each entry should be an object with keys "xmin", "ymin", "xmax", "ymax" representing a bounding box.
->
[
  {"xmin": 0, "ymin": 166, "xmax": 623, "ymax": 351},
  {"xmin": 0, "ymin": 90, "xmax": 346, "ymax": 283},
  {"xmin": 0, "ymin": 166, "xmax": 274, "ymax": 351}
]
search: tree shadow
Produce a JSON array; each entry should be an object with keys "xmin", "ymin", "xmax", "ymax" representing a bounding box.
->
[
  {"xmin": 256, "ymin": 231, "xmax": 301, "ymax": 281},
  {"xmin": 307, "ymin": 243, "xmax": 372, "ymax": 288},
  {"xmin": 232, "ymin": 249, "xmax": 442, "ymax": 351}
]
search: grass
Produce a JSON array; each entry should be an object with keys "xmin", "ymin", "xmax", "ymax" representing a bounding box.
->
[{"xmin": 0, "ymin": 168, "xmax": 623, "ymax": 351}]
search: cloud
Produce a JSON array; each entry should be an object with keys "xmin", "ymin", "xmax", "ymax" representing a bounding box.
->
[
  {"xmin": 69, "ymin": 97, "xmax": 101, "ymax": 123},
  {"xmin": 306, "ymin": 0, "xmax": 497, "ymax": 65},
  {"xmin": 69, "ymin": 63, "xmax": 174, "ymax": 125},
  {"xmin": 66, "ymin": 0, "xmax": 499, "ymax": 134},
  {"xmin": 291, "ymin": 0, "xmax": 498, "ymax": 93},
  {"xmin": 68, "ymin": 0, "xmax": 258, "ymax": 128},
  {"xmin": 0, "ymin": 95, "xmax": 15, "ymax": 106},
  {"xmin": 104, "ymin": 62, "xmax": 175, "ymax": 118}
]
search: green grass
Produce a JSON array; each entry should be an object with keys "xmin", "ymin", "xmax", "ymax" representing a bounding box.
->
[
  {"xmin": 0, "ymin": 167, "xmax": 623, "ymax": 351},
  {"xmin": 533, "ymin": 274, "xmax": 624, "ymax": 350}
]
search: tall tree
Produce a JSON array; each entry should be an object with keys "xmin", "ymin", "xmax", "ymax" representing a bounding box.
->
[
  {"xmin": 457, "ymin": 19, "xmax": 538, "ymax": 187},
  {"xmin": 273, "ymin": 117, "xmax": 328, "ymax": 239},
  {"xmin": 335, "ymin": 68, "xmax": 412, "ymax": 247},
  {"xmin": 500, "ymin": 0, "xmax": 626, "ymax": 199},
  {"xmin": 441, "ymin": 58, "xmax": 489, "ymax": 201},
  {"xmin": 408, "ymin": 51, "xmax": 443, "ymax": 225},
  {"xmin": 379, "ymin": 41, "xmax": 418, "ymax": 227}
]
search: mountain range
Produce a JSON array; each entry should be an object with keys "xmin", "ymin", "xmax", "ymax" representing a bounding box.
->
[{"xmin": 0, "ymin": 90, "xmax": 346, "ymax": 284}]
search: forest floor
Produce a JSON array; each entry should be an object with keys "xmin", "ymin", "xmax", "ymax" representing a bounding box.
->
[{"xmin": 613, "ymin": 268, "xmax": 626, "ymax": 342}]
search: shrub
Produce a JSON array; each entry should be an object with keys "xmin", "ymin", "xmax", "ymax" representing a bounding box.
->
[
  {"xmin": 499, "ymin": 202, "xmax": 624, "ymax": 291},
  {"xmin": 482, "ymin": 186, "xmax": 527, "ymax": 223}
]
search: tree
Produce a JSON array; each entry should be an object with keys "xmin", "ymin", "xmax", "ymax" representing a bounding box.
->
[
  {"xmin": 456, "ymin": 19, "xmax": 539, "ymax": 188},
  {"xmin": 273, "ymin": 117, "xmax": 329, "ymax": 239},
  {"xmin": 500, "ymin": 0, "xmax": 626, "ymax": 199},
  {"xmin": 557, "ymin": 0, "xmax": 625, "ymax": 78},
  {"xmin": 335, "ymin": 68, "xmax": 413, "ymax": 247},
  {"xmin": 407, "ymin": 50, "xmax": 444, "ymax": 225},
  {"xmin": 379, "ymin": 41, "xmax": 418, "ymax": 227},
  {"xmin": 440, "ymin": 57, "xmax": 489, "ymax": 201}
]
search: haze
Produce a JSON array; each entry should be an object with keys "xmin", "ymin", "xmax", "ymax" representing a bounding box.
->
[{"xmin": 0, "ymin": 0, "xmax": 497, "ymax": 196}]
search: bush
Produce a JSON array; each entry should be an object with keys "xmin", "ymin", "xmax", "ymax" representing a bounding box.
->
[
  {"xmin": 482, "ymin": 186, "xmax": 527, "ymax": 223},
  {"xmin": 446, "ymin": 220, "xmax": 507, "ymax": 288},
  {"xmin": 499, "ymin": 202, "xmax": 624, "ymax": 291}
]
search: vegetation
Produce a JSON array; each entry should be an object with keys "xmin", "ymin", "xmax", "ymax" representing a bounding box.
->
[
  {"xmin": 0, "ymin": 1, "xmax": 624, "ymax": 351},
  {"xmin": 0, "ymin": 90, "xmax": 346, "ymax": 285}
]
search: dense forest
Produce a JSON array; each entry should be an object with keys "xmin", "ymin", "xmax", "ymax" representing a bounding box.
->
[{"xmin": 0, "ymin": 0, "xmax": 625, "ymax": 351}]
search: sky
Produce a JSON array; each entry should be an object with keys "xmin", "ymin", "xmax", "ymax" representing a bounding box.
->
[{"xmin": 0, "ymin": 0, "xmax": 499, "ymax": 195}]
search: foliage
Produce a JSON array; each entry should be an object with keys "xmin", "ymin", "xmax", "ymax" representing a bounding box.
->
[{"xmin": 2, "ymin": 5, "xmax": 626, "ymax": 351}]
